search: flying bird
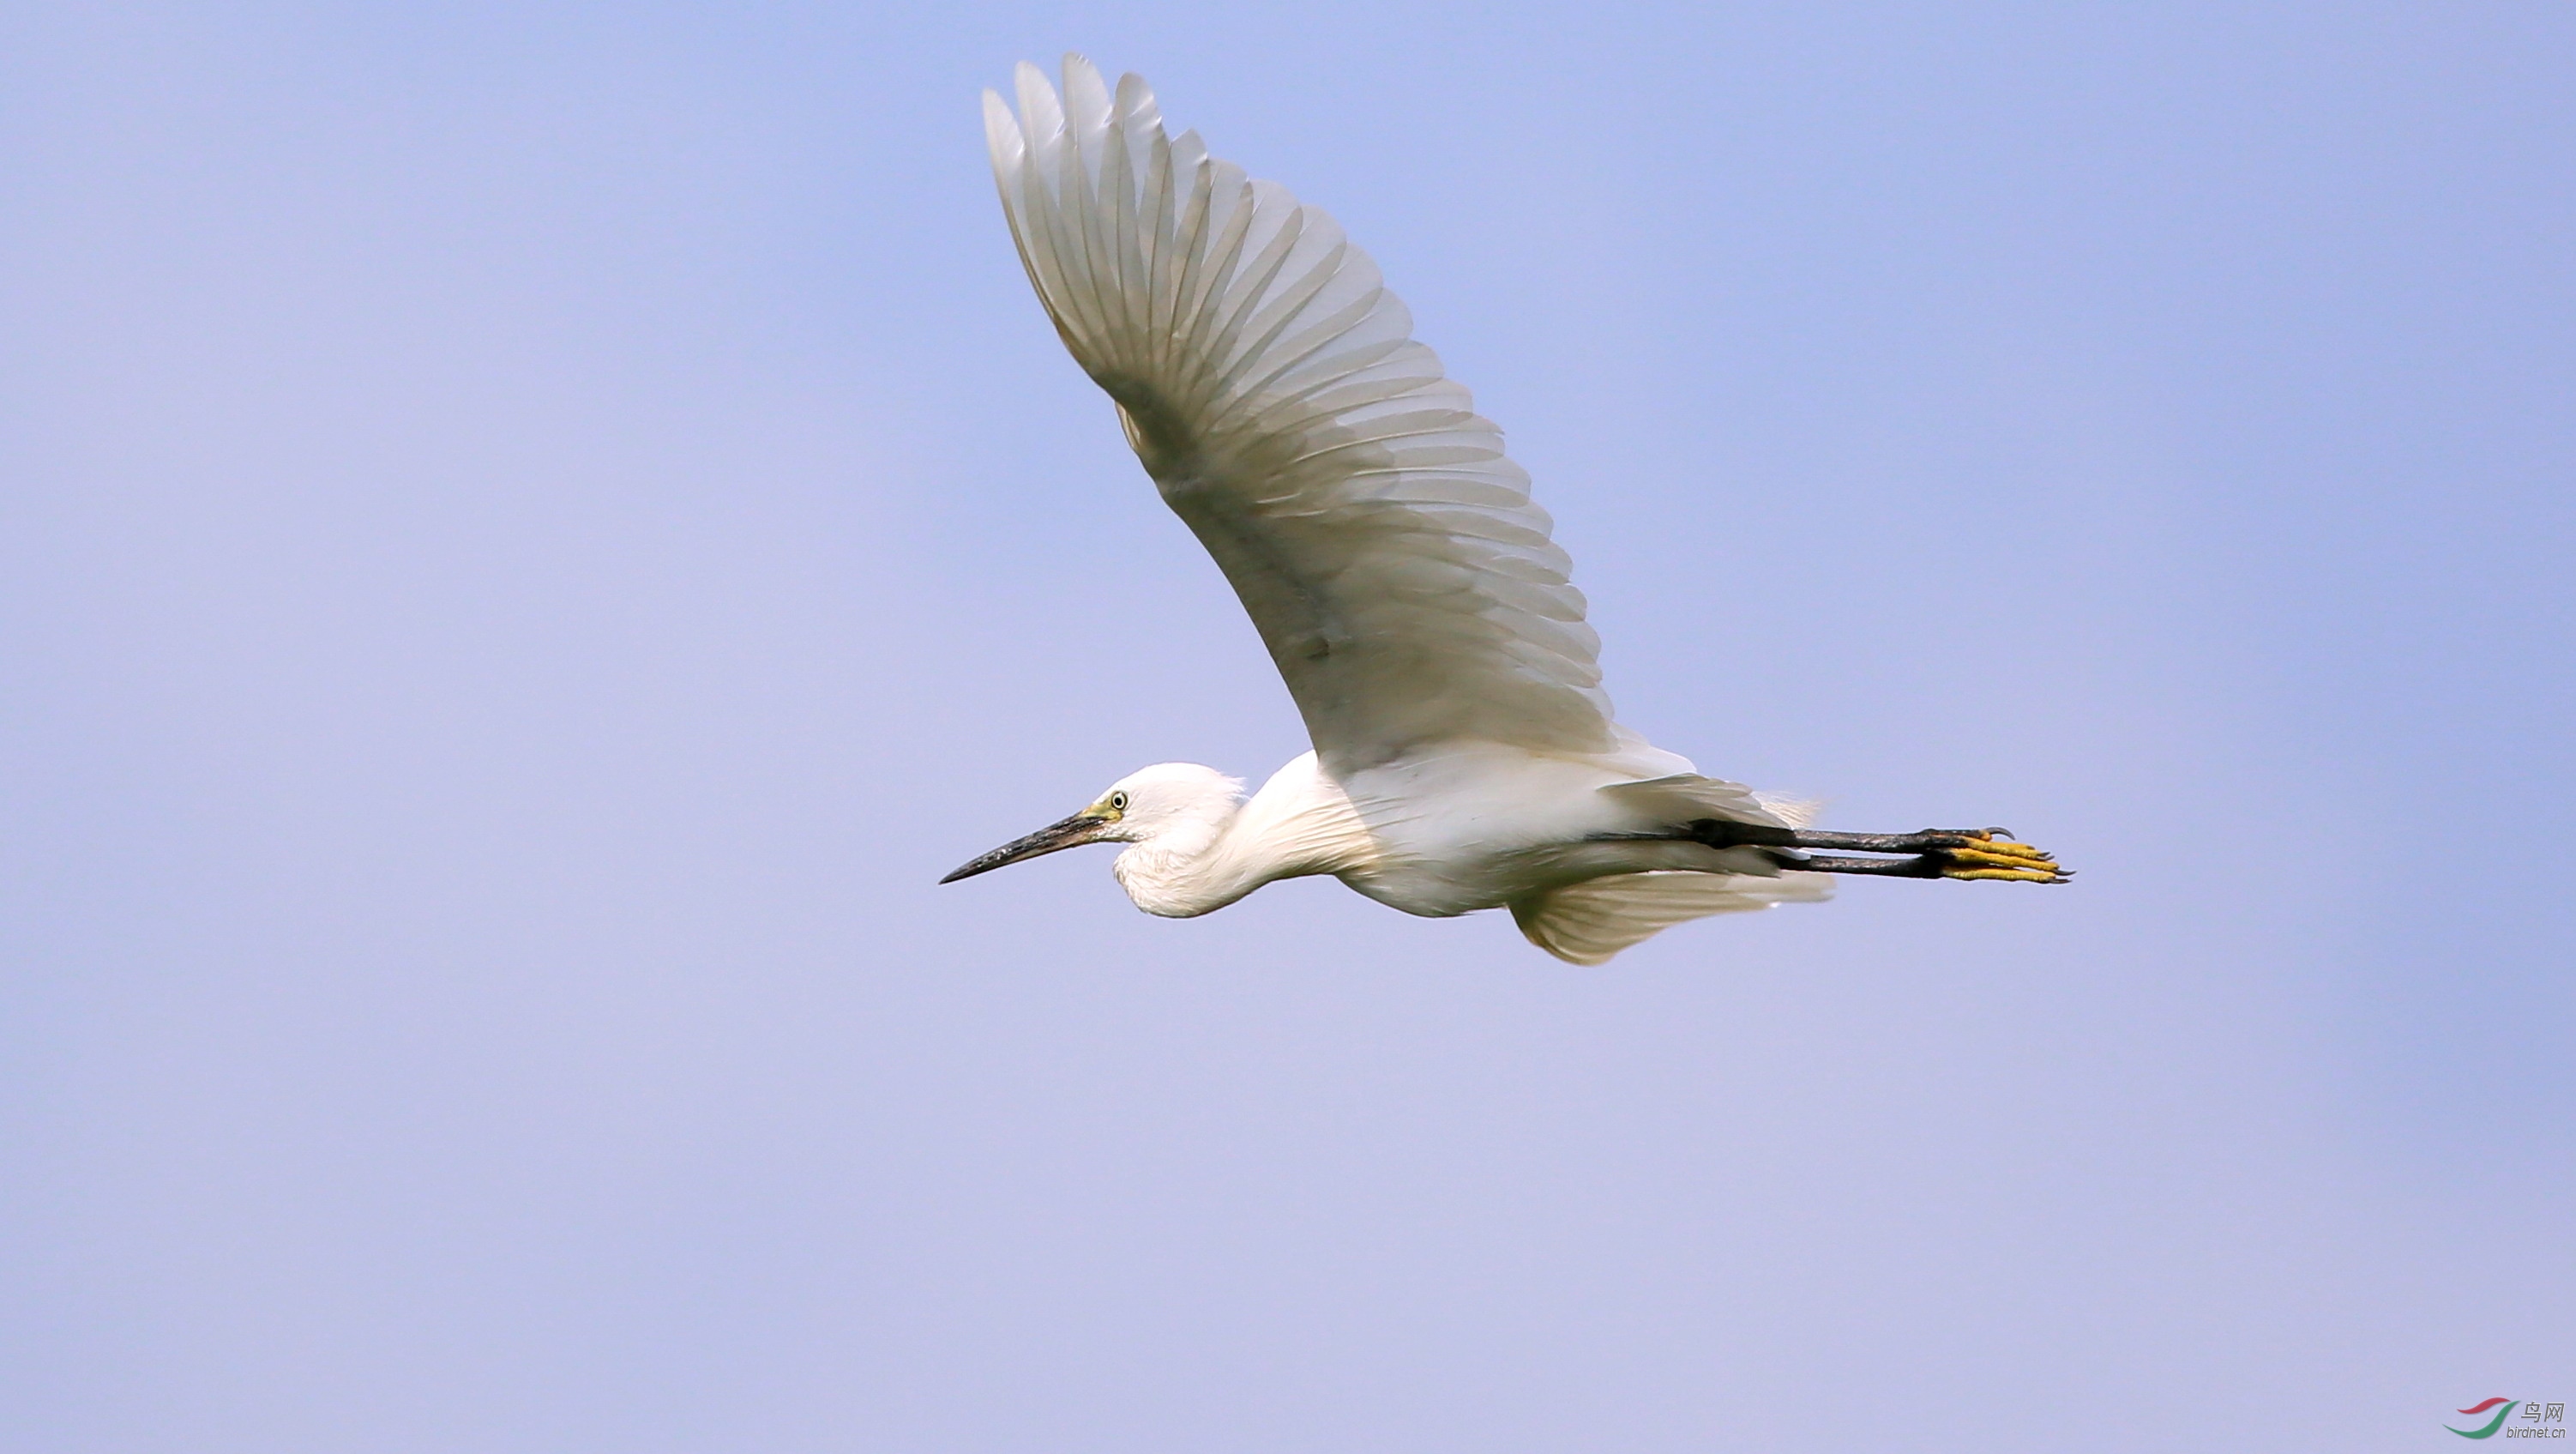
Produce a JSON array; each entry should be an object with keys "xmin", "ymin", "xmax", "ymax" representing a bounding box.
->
[{"xmin": 944, "ymin": 56, "xmax": 2067, "ymax": 964}]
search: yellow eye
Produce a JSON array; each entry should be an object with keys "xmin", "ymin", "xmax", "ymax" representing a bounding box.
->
[{"xmin": 1109, "ymin": 791, "xmax": 1129, "ymax": 812}]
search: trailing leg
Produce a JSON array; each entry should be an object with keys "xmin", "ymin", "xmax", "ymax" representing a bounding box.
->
[{"xmin": 1590, "ymin": 820, "xmax": 2071, "ymax": 884}]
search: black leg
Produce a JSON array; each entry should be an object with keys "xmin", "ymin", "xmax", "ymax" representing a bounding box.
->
[
  {"xmin": 1587, "ymin": 818, "xmax": 2071, "ymax": 884},
  {"xmin": 1783, "ymin": 853, "xmax": 1948, "ymax": 878}
]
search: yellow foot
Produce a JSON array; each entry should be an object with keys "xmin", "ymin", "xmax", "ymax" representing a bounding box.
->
[{"xmin": 1935, "ymin": 828, "xmax": 2071, "ymax": 884}]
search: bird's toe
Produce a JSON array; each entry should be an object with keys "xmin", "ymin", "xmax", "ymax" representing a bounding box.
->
[{"xmin": 1933, "ymin": 830, "xmax": 2072, "ymax": 884}]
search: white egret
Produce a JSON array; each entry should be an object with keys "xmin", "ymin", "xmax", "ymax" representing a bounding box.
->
[{"xmin": 944, "ymin": 57, "xmax": 2067, "ymax": 964}]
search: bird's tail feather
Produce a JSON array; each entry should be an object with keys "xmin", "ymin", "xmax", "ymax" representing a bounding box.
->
[{"xmin": 1598, "ymin": 772, "xmax": 1814, "ymax": 829}]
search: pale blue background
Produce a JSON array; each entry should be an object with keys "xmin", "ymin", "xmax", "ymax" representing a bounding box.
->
[{"xmin": 4, "ymin": 3, "xmax": 2570, "ymax": 1450}]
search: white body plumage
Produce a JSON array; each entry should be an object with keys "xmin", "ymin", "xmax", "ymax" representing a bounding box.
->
[{"xmin": 1101, "ymin": 750, "xmax": 1804, "ymax": 923}]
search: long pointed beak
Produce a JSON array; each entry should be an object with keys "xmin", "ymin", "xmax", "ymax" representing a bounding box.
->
[{"xmin": 939, "ymin": 811, "xmax": 1115, "ymax": 884}]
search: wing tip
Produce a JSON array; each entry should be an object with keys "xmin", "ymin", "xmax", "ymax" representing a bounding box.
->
[{"xmin": 982, "ymin": 88, "xmax": 1024, "ymax": 166}]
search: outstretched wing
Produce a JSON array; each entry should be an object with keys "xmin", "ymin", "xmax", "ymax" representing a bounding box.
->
[{"xmin": 984, "ymin": 57, "xmax": 1617, "ymax": 773}]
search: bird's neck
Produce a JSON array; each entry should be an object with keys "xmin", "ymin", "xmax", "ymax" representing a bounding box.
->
[{"xmin": 1113, "ymin": 756, "xmax": 1375, "ymax": 918}]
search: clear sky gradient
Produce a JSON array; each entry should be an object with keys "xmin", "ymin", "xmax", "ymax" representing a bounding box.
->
[{"xmin": 4, "ymin": 3, "xmax": 2571, "ymax": 1450}]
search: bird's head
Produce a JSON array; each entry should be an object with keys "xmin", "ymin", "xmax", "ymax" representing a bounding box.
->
[{"xmin": 939, "ymin": 763, "xmax": 1244, "ymax": 884}]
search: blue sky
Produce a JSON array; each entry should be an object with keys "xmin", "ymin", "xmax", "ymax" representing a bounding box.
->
[{"xmin": 4, "ymin": 3, "xmax": 2571, "ymax": 1450}]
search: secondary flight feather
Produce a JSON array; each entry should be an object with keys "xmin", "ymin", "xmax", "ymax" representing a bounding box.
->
[{"xmin": 984, "ymin": 59, "xmax": 1610, "ymax": 773}]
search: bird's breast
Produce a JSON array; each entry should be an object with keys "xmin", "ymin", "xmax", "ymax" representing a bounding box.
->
[{"xmin": 1333, "ymin": 861, "xmax": 1508, "ymax": 919}]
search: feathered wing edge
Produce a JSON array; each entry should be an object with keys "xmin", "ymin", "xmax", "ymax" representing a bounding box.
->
[
  {"xmin": 980, "ymin": 59, "xmax": 1439, "ymax": 479},
  {"xmin": 980, "ymin": 57, "xmax": 1617, "ymax": 765}
]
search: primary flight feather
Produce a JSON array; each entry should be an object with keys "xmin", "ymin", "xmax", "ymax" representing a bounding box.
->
[{"xmin": 946, "ymin": 57, "xmax": 2067, "ymax": 964}]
